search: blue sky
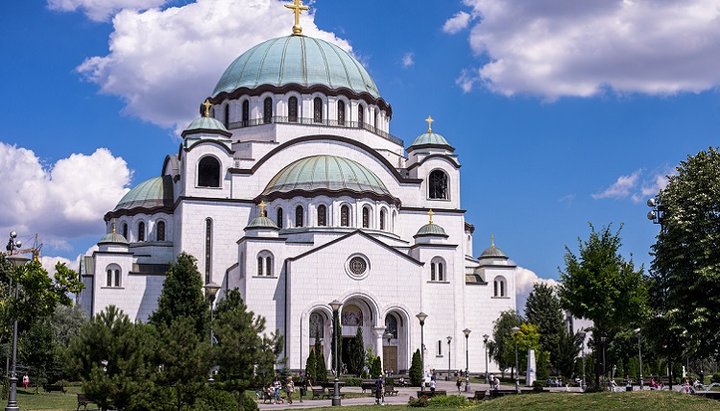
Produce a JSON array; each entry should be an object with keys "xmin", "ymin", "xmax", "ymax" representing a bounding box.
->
[{"xmin": 2, "ymin": 0, "xmax": 719, "ymax": 304}]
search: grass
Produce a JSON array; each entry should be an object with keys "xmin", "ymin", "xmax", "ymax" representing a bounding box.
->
[{"xmin": 10, "ymin": 388, "xmax": 720, "ymax": 410}]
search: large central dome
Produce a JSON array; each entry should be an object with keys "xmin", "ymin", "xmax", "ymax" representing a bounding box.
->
[{"xmin": 213, "ymin": 35, "xmax": 380, "ymax": 98}]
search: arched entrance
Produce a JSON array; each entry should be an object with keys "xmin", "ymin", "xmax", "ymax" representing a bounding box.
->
[{"xmin": 383, "ymin": 309, "xmax": 409, "ymax": 373}]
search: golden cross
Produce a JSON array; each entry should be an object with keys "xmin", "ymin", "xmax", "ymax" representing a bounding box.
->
[
  {"xmin": 491, "ymin": 233, "xmax": 495, "ymax": 247},
  {"xmin": 258, "ymin": 200, "xmax": 267, "ymax": 216},
  {"xmin": 284, "ymin": 0, "xmax": 309, "ymax": 36},
  {"xmin": 425, "ymin": 115, "xmax": 434, "ymax": 133},
  {"xmin": 202, "ymin": 99, "xmax": 213, "ymax": 117},
  {"xmin": 111, "ymin": 220, "xmax": 117, "ymax": 234},
  {"xmin": 428, "ymin": 209, "xmax": 434, "ymax": 224}
]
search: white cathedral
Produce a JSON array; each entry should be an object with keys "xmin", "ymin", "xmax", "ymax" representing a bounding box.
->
[{"xmin": 78, "ymin": 2, "xmax": 518, "ymax": 375}]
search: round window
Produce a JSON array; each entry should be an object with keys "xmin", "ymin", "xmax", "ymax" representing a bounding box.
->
[{"xmin": 349, "ymin": 257, "xmax": 367, "ymax": 276}]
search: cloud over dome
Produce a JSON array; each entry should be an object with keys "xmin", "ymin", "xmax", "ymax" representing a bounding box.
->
[
  {"xmin": 47, "ymin": 0, "xmax": 170, "ymax": 22},
  {"xmin": 75, "ymin": 0, "xmax": 353, "ymax": 134},
  {"xmin": 448, "ymin": 0, "xmax": 720, "ymax": 99}
]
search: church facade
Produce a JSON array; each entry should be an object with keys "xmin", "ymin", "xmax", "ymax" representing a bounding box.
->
[{"xmin": 78, "ymin": 6, "xmax": 518, "ymax": 375}]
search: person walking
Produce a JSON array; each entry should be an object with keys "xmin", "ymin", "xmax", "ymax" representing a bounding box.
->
[
  {"xmin": 456, "ymin": 377, "xmax": 462, "ymax": 393},
  {"xmin": 429, "ymin": 376, "xmax": 436, "ymax": 394},
  {"xmin": 375, "ymin": 375, "xmax": 384, "ymax": 405},
  {"xmin": 285, "ymin": 376, "xmax": 295, "ymax": 404},
  {"xmin": 273, "ymin": 376, "xmax": 283, "ymax": 404},
  {"xmin": 22, "ymin": 373, "xmax": 29, "ymax": 390}
]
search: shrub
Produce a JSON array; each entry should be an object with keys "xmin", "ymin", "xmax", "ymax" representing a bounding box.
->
[
  {"xmin": 343, "ymin": 377, "xmax": 361, "ymax": 387},
  {"xmin": 409, "ymin": 349, "xmax": 423, "ymax": 387},
  {"xmin": 191, "ymin": 387, "xmax": 238, "ymax": 411},
  {"xmin": 711, "ymin": 373, "xmax": 720, "ymax": 383},
  {"xmin": 408, "ymin": 396, "xmax": 429, "ymax": 407}
]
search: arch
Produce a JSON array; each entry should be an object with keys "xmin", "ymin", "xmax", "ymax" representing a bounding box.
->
[
  {"xmin": 242, "ymin": 99, "xmax": 249, "ymax": 126},
  {"xmin": 121, "ymin": 222, "xmax": 128, "ymax": 239},
  {"xmin": 263, "ymin": 97, "xmax": 273, "ymax": 124},
  {"xmin": 205, "ymin": 218, "xmax": 213, "ymax": 283},
  {"xmin": 105, "ymin": 264, "xmax": 121, "ymax": 287},
  {"xmin": 276, "ymin": 207, "xmax": 284, "ymax": 229},
  {"xmin": 494, "ymin": 276, "xmax": 507, "ymax": 297},
  {"xmin": 288, "ymin": 96, "xmax": 299, "ymax": 123},
  {"xmin": 295, "ymin": 205, "xmax": 304, "ymax": 228},
  {"xmin": 137, "ymin": 221, "xmax": 145, "ymax": 242},
  {"xmin": 431, "ymin": 257, "xmax": 446, "ymax": 282},
  {"xmin": 428, "ymin": 169, "xmax": 449, "ymax": 200},
  {"xmin": 317, "ymin": 204, "xmax": 327, "ymax": 226},
  {"xmin": 198, "ymin": 156, "xmax": 221, "ymax": 188},
  {"xmin": 379, "ymin": 208, "xmax": 386, "ymax": 231},
  {"xmin": 362, "ymin": 206, "xmax": 371, "ymax": 228},
  {"xmin": 340, "ymin": 204, "xmax": 350, "ymax": 227},
  {"xmin": 156, "ymin": 220, "xmax": 166, "ymax": 241},
  {"xmin": 309, "ymin": 311, "xmax": 326, "ymax": 339},
  {"xmin": 257, "ymin": 250, "xmax": 274, "ymax": 276},
  {"xmin": 384, "ymin": 314, "xmax": 398, "ymax": 339},
  {"xmin": 341, "ymin": 304, "xmax": 364, "ymax": 326},
  {"xmin": 313, "ymin": 97, "xmax": 323, "ymax": 123},
  {"xmin": 337, "ymin": 100, "xmax": 346, "ymax": 126},
  {"xmin": 224, "ymin": 104, "xmax": 230, "ymax": 128},
  {"xmin": 357, "ymin": 104, "xmax": 364, "ymax": 128}
]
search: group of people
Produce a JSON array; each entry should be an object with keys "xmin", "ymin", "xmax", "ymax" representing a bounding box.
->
[{"xmin": 265, "ymin": 376, "xmax": 296, "ymax": 404}]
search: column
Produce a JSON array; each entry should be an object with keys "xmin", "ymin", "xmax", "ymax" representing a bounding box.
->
[{"xmin": 373, "ymin": 326, "xmax": 386, "ymax": 373}]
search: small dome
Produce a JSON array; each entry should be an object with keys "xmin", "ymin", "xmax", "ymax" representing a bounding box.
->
[
  {"xmin": 262, "ymin": 155, "xmax": 392, "ymax": 199},
  {"xmin": 213, "ymin": 35, "xmax": 380, "ymax": 98},
  {"xmin": 480, "ymin": 245, "xmax": 508, "ymax": 259},
  {"xmin": 114, "ymin": 176, "xmax": 173, "ymax": 212},
  {"xmin": 245, "ymin": 216, "xmax": 279, "ymax": 230},
  {"xmin": 98, "ymin": 231, "xmax": 129, "ymax": 245},
  {"xmin": 182, "ymin": 116, "xmax": 231, "ymax": 137},
  {"xmin": 409, "ymin": 132, "xmax": 450, "ymax": 148},
  {"xmin": 415, "ymin": 222, "xmax": 448, "ymax": 237}
]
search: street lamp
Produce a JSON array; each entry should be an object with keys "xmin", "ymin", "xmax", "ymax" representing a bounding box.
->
[
  {"xmin": 203, "ymin": 282, "xmax": 221, "ymax": 346},
  {"xmin": 512, "ymin": 326, "xmax": 520, "ymax": 394},
  {"xmin": 463, "ymin": 328, "xmax": 471, "ymax": 392},
  {"xmin": 446, "ymin": 336, "xmax": 452, "ymax": 381},
  {"xmin": 416, "ymin": 312, "xmax": 428, "ymax": 392},
  {"xmin": 578, "ymin": 329, "xmax": 586, "ymax": 392},
  {"xmin": 600, "ymin": 336, "xmax": 607, "ymax": 390},
  {"xmin": 5, "ymin": 231, "xmax": 27, "ymax": 411},
  {"xmin": 635, "ymin": 328, "xmax": 643, "ymax": 390},
  {"xmin": 329, "ymin": 299, "xmax": 343, "ymax": 406},
  {"xmin": 483, "ymin": 334, "xmax": 490, "ymax": 385}
]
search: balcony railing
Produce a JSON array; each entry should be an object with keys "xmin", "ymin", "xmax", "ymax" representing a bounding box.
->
[{"xmin": 228, "ymin": 116, "xmax": 404, "ymax": 146}]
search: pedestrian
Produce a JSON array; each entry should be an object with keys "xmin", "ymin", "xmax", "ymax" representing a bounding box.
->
[
  {"xmin": 375, "ymin": 375, "xmax": 384, "ymax": 405},
  {"xmin": 429, "ymin": 376, "xmax": 436, "ymax": 394},
  {"xmin": 22, "ymin": 373, "xmax": 29, "ymax": 390},
  {"xmin": 699, "ymin": 369, "xmax": 705, "ymax": 385},
  {"xmin": 273, "ymin": 376, "xmax": 283, "ymax": 404},
  {"xmin": 456, "ymin": 377, "xmax": 462, "ymax": 393},
  {"xmin": 285, "ymin": 376, "xmax": 295, "ymax": 404}
]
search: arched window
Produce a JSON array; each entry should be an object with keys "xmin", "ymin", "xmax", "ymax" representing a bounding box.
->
[
  {"xmin": 313, "ymin": 97, "xmax": 323, "ymax": 123},
  {"xmin": 309, "ymin": 312, "xmax": 325, "ymax": 339},
  {"xmin": 428, "ymin": 169, "xmax": 449, "ymax": 200},
  {"xmin": 288, "ymin": 96, "xmax": 298, "ymax": 122},
  {"xmin": 357, "ymin": 105, "xmax": 364, "ymax": 128},
  {"xmin": 157, "ymin": 221, "xmax": 166, "ymax": 241},
  {"xmin": 242, "ymin": 100, "xmax": 249, "ymax": 126},
  {"xmin": 494, "ymin": 276, "xmax": 507, "ymax": 297},
  {"xmin": 122, "ymin": 222, "xmax": 128, "ymax": 239},
  {"xmin": 263, "ymin": 97, "xmax": 273, "ymax": 124},
  {"xmin": 431, "ymin": 257, "xmax": 446, "ymax": 282},
  {"xmin": 317, "ymin": 204, "xmax": 327, "ymax": 226},
  {"xmin": 276, "ymin": 208, "xmax": 284, "ymax": 229},
  {"xmin": 340, "ymin": 205, "xmax": 350, "ymax": 227},
  {"xmin": 362, "ymin": 206, "xmax": 370, "ymax": 228},
  {"xmin": 198, "ymin": 156, "xmax": 221, "ymax": 187},
  {"xmin": 379, "ymin": 209, "xmax": 386, "ymax": 230},
  {"xmin": 224, "ymin": 104, "xmax": 230, "ymax": 128},
  {"xmin": 106, "ymin": 264, "xmax": 121, "ymax": 287},
  {"xmin": 295, "ymin": 205, "xmax": 304, "ymax": 228},
  {"xmin": 374, "ymin": 108, "xmax": 379, "ymax": 129},
  {"xmin": 257, "ymin": 251, "xmax": 274, "ymax": 276},
  {"xmin": 385, "ymin": 314, "xmax": 398, "ymax": 339},
  {"xmin": 205, "ymin": 218, "xmax": 213, "ymax": 283},
  {"xmin": 137, "ymin": 221, "xmax": 145, "ymax": 242},
  {"xmin": 337, "ymin": 100, "xmax": 346, "ymax": 126},
  {"xmin": 430, "ymin": 263, "xmax": 436, "ymax": 281},
  {"xmin": 106, "ymin": 269, "xmax": 112, "ymax": 287}
]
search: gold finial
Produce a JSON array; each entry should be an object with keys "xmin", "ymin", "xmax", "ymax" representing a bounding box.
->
[
  {"xmin": 284, "ymin": 0, "xmax": 309, "ymax": 36},
  {"xmin": 112, "ymin": 221, "xmax": 117, "ymax": 234},
  {"xmin": 425, "ymin": 115, "xmax": 434, "ymax": 133},
  {"xmin": 428, "ymin": 209, "xmax": 434, "ymax": 224},
  {"xmin": 490, "ymin": 234, "xmax": 495, "ymax": 248},
  {"xmin": 258, "ymin": 200, "xmax": 267, "ymax": 217},
  {"xmin": 202, "ymin": 99, "xmax": 213, "ymax": 117}
]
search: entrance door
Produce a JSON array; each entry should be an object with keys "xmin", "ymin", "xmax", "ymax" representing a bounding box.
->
[{"xmin": 383, "ymin": 346, "xmax": 398, "ymax": 373}]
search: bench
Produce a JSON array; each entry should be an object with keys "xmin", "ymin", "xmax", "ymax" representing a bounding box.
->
[
  {"xmin": 416, "ymin": 389, "xmax": 446, "ymax": 397},
  {"xmin": 311, "ymin": 387, "xmax": 325, "ymax": 400},
  {"xmin": 44, "ymin": 383, "xmax": 66, "ymax": 393},
  {"xmin": 361, "ymin": 381, "xmax": 376, "ymax": 393},
  {"xmin": 76, "ymin": 393, "xmax": 96, "ymax": 411},
  {"xmin": 384, "ymin": 385, "xmax": 399, "ymax": 396}
]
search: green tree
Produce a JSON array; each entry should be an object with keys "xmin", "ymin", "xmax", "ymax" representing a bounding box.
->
[
  {"xmin": 649, "ymin": 147, "xmax": 720, "ymax": 358},
  {"xmin": 305, "ymin": 353, "xmax": 317, "ymax": 382},
  {"xmin": 559, "ymin": 224, "xmax": 648, "ymax": 388},
  {"xmin": 525, "ymin": 282, "xmax": 565, "ymax": 370},
  {"xmin": 554, "ymin": 329, "xmax": 583, "ymax": 380},
  {"xmin": 330, "ymin": 311, "xmax": 342, "ymax": 375},
  {"xmin": 348, "ymin": 326, "xmax": 365, "ymax": 375},
  {"xmin": 149, "ymin": 253, "xmax": 208, "ymax": 337},
  {"xmin": 409, "ymin": 349, "xmax": 422, "ymax": 386},
  {"xmin": 487, "ymin": 310, "xmax": 523, "ymax": 378},
  {"xmin": 513, "ymin": 322, "xmax": 541, "ymax": 376},
  {"xmin": 211, "ymin": 289, "xmax": 282, "ymax": 408}
]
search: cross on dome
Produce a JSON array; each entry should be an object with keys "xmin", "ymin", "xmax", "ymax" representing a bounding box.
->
[
  {"xmin": 284, "ymin": 0, "xmax": 309, "ymax": 36},
  {"xmin": 491, "ymin": 233, "xmax": 495, "ymax": 247},
  {"xmin": 428, "ymin": 209, "xmax": 434, "ymax": 224},
  {"xmin": 202, "ymin": 99, "xmax": 213, "ymax": 117},
  {"xmin": 425, "ymin": 115, "xmax": 434, "ymax": 133},
  {"xmin": 258, "ymin": 200, "xmax": 267, "ymax": 216}
]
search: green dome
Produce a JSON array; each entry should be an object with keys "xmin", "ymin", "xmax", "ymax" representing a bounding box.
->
[
  {"xmin": 415, "ymin": 222, "xmax": 448, "ymax": 238},
  {"xmin": 480, "ymin": 245, "xmax": 508, "ymax": 259},
  {"xmin": 245, "ymin": 216, "xmax": 279, "ymax": 230},
  {"xmin": 409, "ymin": 132, "xmax": 450, "ymax": 148},
  {"xmin": 262, "ymin": 155, "xmax": 391, "ymax": 198},
  {"xmin": 213, "ymin": 36, "xmax": 380, "ymax": 98},
  {"xmin": 114, "ymin": 176, "xmax": 173, "ymax": 212},
  {"xmin": 98, "ymin": 231, "xmax": 129, "ymax": 245},
  {"xmin": 182, "ymin": 116, "xmax": 230, "ymax": 137}
]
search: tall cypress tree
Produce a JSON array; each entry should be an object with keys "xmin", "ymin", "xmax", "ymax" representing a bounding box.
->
[{"xmin": 348, "ymin": 326, "xmax": 365, "ymax": 375}]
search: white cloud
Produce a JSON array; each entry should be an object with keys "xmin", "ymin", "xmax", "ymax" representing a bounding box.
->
[
  {"xmin": 456, "ymin": 0, "xmax": 720, "ymax": 98},
  {"xmin": 41, "ymin": 255, "xmax": 76, "ymax": 274},
  {"xmin": 0, "ymin": 142, "xmax": 131, "ymax": 244},
  {"xmin": 47, "ymin": 0, "xmax": 169, "ymax": 22},
  {"xmin": 592, "ymin": 170, "xmax": 641, "ymax": 200},
  {"xmin": 77, "ymin": 0, "xmax": 352, "ymax": 134},
  {"xmin": 455, "ymin": 69, "xmax": 478, "ymax": 93},
  {"xmin": 402, "ymin": 52, "xmax": 415, "ymax": 68},
  {"xmin": 515, "ymin": 266, "xmax": 558, "ymax": 316},
  {"xmin": 443, "ymin": 11, "xmax": 472, "ymax": 34}
]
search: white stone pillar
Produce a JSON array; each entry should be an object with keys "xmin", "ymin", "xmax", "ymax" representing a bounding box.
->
[{"xmin": 373, "ymin": 326, "xmax": 386, "ymax": 375}]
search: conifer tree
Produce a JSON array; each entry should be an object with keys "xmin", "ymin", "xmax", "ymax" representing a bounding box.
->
[
  {"xmin": 349, "ymin": 326, "xmax": 365, "ymax": 375},
  {"xmin": 409, "ymin": 349, "xmax": 422, "ymax": 386}
]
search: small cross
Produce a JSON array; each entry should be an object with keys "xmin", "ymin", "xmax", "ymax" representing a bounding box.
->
[
  {"xmin": 284, "ymin": 0, "xmax": 309, "ymax": 36},
  {"xmin": 111, "ymin": 219, "xmax": 117, "ymax": 234},
  {"xmin": 202, "ymin": 99, "xmax": 213, "ymax": 117},
  {"xmin": 428, "ymin": 209, "xmax": 434, "ymax": 224},
  {"xmin": 491, "ymin": 234, "xmax": 495, "ymax": 247},
  {"xmin": 258, "ymin": 200, "xmax": 267, "ymax": 216},
  {"xmin": 425, "ymin": 115, "xmax": 434, "ymax": 133}
]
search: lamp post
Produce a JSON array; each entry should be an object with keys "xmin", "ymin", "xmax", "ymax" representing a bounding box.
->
[
  {"xmin": 648, "ymin": 198, "xmax": 672, "ymax": 390},
  {"xmin": 5, "ymin": 231, "xmax": 27, "ymax": 411},
  {"xmin": 635, "ymin": 328, "xmax": 643, "ymax": 390},
  {"xmin": 446, "ymin": 336, "xmax": 452, "ymax": 381},
  {"xmin": 512, "ymin": 326, "xmax": 520, "ymax": 394},
  {"xmin": 483, "ymin": 334, "xmax": 490, "ymax": 385},
  {"xmin": 600, "ymin": 336, "xmax": 607, "ymax": 390},
  {"xmin": 203, "ymin": 282, "xmax": 221, "ymax": 345},
  {"xmin": 463, "ymin": 328, "xmax": 471, "ymax": 392},
  {"xmin": 578, "ymin": 329, "xmax": 586, "ymax": 392},
  {"xmin": 329, "ymin": 300, "xmax": 343, "ymax": 406},
  {"xmin": 416, "ymin": 312, "xmax": 428, "ymax": 391}
]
